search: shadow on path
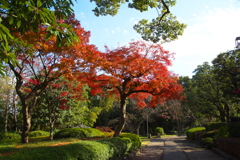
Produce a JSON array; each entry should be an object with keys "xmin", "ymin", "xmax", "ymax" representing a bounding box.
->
[{"xmin": 133, "ymin": 136, "xmax": 231, "ymax": 160}]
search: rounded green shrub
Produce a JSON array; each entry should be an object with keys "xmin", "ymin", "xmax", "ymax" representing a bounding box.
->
[
  {"xmin": 119, "ymin": 133, "xmax": 142, "ymax": 150},
  {"xmin": 154, "ymin": 127, "xmax": 164, "ymax": 135},
  {"xmin": 53, "ymin": 128, "xmax": 86, "ymax": 139},
  {"xmin": 0, "ymin": 132, "xmax": 21, "ymax": 142},
  {"xmin": 202, "ymin": 137, "xmax": 213, "ymax": 149},
  {"xmin": 82, "ymin": 128, "xmax": 104, "ymax": 137},
  {"xmin": 186, "ymin": 127, "xmax": 206, "ymax": 140},
  {"xmin": 98, "ymin": 137, "xmax": 131, "ymax": 158},
  {"xmin": 29, "ymin": 130, "xmax": 49, "ymax": 138}
]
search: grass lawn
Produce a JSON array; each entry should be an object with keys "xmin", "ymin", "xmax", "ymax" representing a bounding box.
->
[
  {"xmin": 0, "ymin": 132, "xmax": 176, "ymax": 158},
  {"xmin": 0, "ymin": 137, "xmax": 82, "ymax": 156}
]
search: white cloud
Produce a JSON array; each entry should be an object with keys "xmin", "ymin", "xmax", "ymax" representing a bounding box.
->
[{"xmin": 164, "ymin": 6, "xmax": 240, "ymax": 77}]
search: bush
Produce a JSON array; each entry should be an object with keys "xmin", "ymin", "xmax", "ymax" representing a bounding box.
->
[
  {"xmin": 204, "ymin": 122, "xmax": 226, "ymax": 131},
  {"xmin": 215, "ymin": 125, "xmax": 229, "ymax": 138},
  {"xmin": 29, "ymin": 130, "xmax": 49, "ymax": 138},
  {"xmin": 1, "ymin": 141, "xmax": 111, "ymax": 160},
  {"xmin": 119, "ymin": 133, "xmax": 142, "ymax": 150},
  {"xmin": 98, "ymin": 137, "xmax": 131, "ymax": 158},
  {"xmin": 0, "ymin": 132, "xmax": 21, "ymax": 142},
  {"xmin": 1, "ymin": 134, "xmax": 141, "ymax": 160},
  {"xmin": 202, "ymin": 137, "xmax": 213, "ymax": 149},
  {"xmin": 53, "ymin": 128, "xmax": 105, "ymax": 139},
  {"xmin": 81, "ymin": 128, "xmax": 104, "ymax": 137},
  {"xmin": 154, "ymin": 127, "xmax": 164, "ymax": 135},
  {"xmin": 53, "ymin": 128, "xmax": 86, "ymax": 139},
  {"xmin": 186, "ymin": 127, "xmax": 206, "ymax": 140}
]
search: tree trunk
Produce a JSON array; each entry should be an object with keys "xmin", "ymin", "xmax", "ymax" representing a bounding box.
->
[
  {"xmin": 113, "ymin": 97, "xmax": 127, "ymax": 137},
  {"xmin": 21, "ymin": 97, "xmax": 36, "ymax": 143},
  {"xmin": 3, "ymin": 96, "xmax": 10, "ymax": 132},
  {"xmin": 50, "ymin": 122, "xmax": 54, "ymax": 140},
  {"xmin": 21, "ymin": 103, "xmax": 32, "ymax": 143},
  {"xmin": 135, "ymin": 122, "xmax": 142, "ymax": 135},
  {"xmin": 13, "ymin": 92, "xmax": 18, "ymax": 132}
]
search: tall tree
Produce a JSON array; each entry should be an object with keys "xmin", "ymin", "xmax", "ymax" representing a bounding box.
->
[
  {"xmin": 192, "ymin": 62, "xmax": 235, "ymax": 122},
  {"xmin": 7, "ymin": 15, "xmax": 99, "ymax": 143},
  {"xmin": 0, "ymin": 75, "xmax": 15, "ymax": 131},
  {"xmin": 86, "ymin": 40, "xmax": 183, "ymax": 137},
  {"xmin": 212, "ymin": 50, "xmax": 240, "ymax": 103}
]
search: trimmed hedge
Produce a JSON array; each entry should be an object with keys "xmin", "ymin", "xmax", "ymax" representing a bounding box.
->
[
  {"xmin": 29, "ymin": 130, "xmax": 49, "ymax": 138},
  {"xmin": 98, "ymin": 137, "xmax": 131, "ymax": 158},
  {"xmin": 1, "ymin": 133, "xmax": 141, "ymax": 160},
  {"xmin": 186, "ymin": 127, "xmax": 206, "ymax": 140},
  {"xmin": 53, "ymin": 128, "xmax": 104, "ymax": 139},
  {"xmin": 0, "ymin": 132, "xmax": 21, "ymax": 142},
  {"xmin": 119, "ymin": 133, "xmax": 142, "ymax": 150},
  {"xmin": 154, "ymin": 127, "xmax": 164, "ymax": 135},
  {"xmin": 204, "ymin": 122, "xmax": 227, "ymax": 131},
  {"xmin": 81, "ymin": 128, "xmax": 105, "ymax": 137}
]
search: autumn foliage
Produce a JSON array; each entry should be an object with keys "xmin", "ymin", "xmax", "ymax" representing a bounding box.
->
[
  {"xmin": 82, "ymin": 40, "xmax": 183, "ymax": 136},
  {"xmin": 88, "ymin": 40, "xmax": 183, "ymax": 107},
  {"xmin": 8, "ymin": 14, "xmax": 100, "ymax": 143}
]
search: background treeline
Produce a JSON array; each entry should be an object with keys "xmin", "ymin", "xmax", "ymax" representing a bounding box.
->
[{"xmin": 1, "ymin": 49, "xmax": 239, "ymax": 136}]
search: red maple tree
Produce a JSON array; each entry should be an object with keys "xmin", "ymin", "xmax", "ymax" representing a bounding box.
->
[
  {"xmin": 86, "ymin": 40, "xmax": 183, "ymax": 137},
  {"xmin": 8, "ymin": 14, "xmax": 99, "ymax": 143}
]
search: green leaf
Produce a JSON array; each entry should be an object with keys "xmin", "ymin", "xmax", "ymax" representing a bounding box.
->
[
  {"xmin": 37, "ymin": 0, "xmax": 42, "ymax": 7},
  {"xmin": 9, "ymin": 17, "xmax": 13, "ymax": 25},
  {"xmin": 17, "ymin": 20, "xmax": 21, "ymax": 28}
]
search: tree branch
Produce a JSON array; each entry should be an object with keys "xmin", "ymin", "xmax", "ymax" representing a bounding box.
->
[{"xmin": 159, "ymin": 0, "xmax": 170, "ymax": 22}]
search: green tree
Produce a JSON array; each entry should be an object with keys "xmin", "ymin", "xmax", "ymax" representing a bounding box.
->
[
  {"xmin": 212, "ymin": 50, "xmax": 240, "ymax": 103},
  {"xmin": 90, "ymin": 0, "xmax": 186, "ymax": 43},
  {"xmin": 0, "ymin": 0, "xmax": 78, "ymax": 75},
  {"xmin": 192, "ymin": 62, "xmax": 235, "ymax": 122}
]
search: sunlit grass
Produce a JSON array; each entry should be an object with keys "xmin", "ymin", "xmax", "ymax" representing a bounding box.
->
[{"xmin": 0, "ymin": 137, "xmax": 82, "ymax": 156}]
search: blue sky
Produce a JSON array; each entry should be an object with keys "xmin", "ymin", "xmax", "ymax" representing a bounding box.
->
[{"xmin": 73, "ymin": 0, "xmax": 240, "ymax": 77}]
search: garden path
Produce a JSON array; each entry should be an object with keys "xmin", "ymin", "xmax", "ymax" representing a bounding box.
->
[{"xmin": 133, "ymin": 136, "xmax": 237, "ymax": 160}]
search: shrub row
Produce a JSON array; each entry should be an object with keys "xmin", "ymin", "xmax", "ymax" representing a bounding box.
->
[
  {"xmin": 0, "ymin": 132, "xmax": 21, "ymax": 142},
  {"xmin": 204, "ymin": 122, "xmax": 240, "ymax": 138},
  {"xmin": 186, "ymin": 127, "xmax": 206, "ymax": 140},
  {"xmin": 29, "ymin": 130, "xmax": 49, "ymax": 138},
  {"xmin": 2, "ymin": 133, "xmax": 141, "ymax": 160},
  {"xmin": 204, "ymin": 122, "xmax": 227, "ymax": 131},
  {"xmin": 53, "ymin": 128, "xmax": 104, "ymax": 139}
]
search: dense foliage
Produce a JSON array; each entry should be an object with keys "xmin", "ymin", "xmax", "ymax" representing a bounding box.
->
[
  {"xmin": 28, "ymin": 130, "xmax": 49, "ymax": 138},
  {"xmin": 0, "ymin": 132, "xmax": 21, "ymax": 142},
  {"xmin": 53, "ymin": 128, "xmax": 104, "ymax": 139},
  {"xmin": 154, "ymin": 127, "xmax": 164, "ymax": 135},
  {"xmin": 1, "ymin": 133, "xmax": 141, "ymax": 160},
  {"xmin": 186, "ymin": 127, "xmax": 206, "ymax": 140}
]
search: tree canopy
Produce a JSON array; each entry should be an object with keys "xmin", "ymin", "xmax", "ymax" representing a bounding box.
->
[
  {"xmin": 1, "ymin": 0, "xmax": 186, "ymax": 75},
  {"xmin": 90, "ymin": 0, "xmax": 186, "ymax": 43},
  {"xmin": 84, "ymin": 40, "xmax": 183, "ymax": 136}
]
